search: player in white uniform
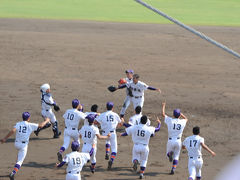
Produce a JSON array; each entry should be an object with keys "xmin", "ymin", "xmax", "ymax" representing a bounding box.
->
[
  {"xmin": 162, "ymin": 101, "xmax": 188, "ymax": 175},
  {"xmin": 95, "ymin": 101, "xmax": 124, "ymax": 170},
  {"xmin": 57, "ymin": 99, "xmax": 86, "ymax": 162},
  {"xmin": 1, "ymin": 112, "xmax": 50, "ymax": 180},
  {"xmin": 34, "ymin": 83, "xmax": 61, "ymax": 138},
  {"xmin": 121, "ymin": 115, "xmax": 161, "ymax": 179},
  {"xmin": 56, "ymin": 141, "xmax": 92, "ymax": 180},
  {"xmin": 79, "ymin": 114, "xmax": 111, "ymax": 173},
  {"xmin": 118, "ymin": 74, "xmax": 161, "ymax": 110},
  {"xmin": 182, "ymin": 126, "xmax": 216, "ymax": 180},
  {"xmin": 123, "ymin": 106, "xmax": 150, "ymax": 128},
  {"xmin": 119, "ymin": 69, "xmax": 134, "ymax": 118}
]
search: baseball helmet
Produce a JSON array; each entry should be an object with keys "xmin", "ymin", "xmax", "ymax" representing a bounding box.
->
[
  {"xmin": 173, "ymin": 109, "xmax": 181, "ymax": 118},
  {"xmin": 86, "ymin": 114, "xmax": 96, "ymax": 124},
  {"xmin": 72, "ymin": 99, "xmax": 80, "ymax": 108},
  {"xmin": 40, "ymin": 83, "xmax": 50, "ymax": 93},
  {"xmin": 71, "ymin": 141, "xmax": 80, "ymax": 151},
  {"xmin": 22, "ymin": 112, "xmax": 30, "ymax": 121}
]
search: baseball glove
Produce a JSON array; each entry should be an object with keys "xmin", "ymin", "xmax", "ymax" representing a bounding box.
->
[
  {"xmin": 53, "ymin": 104, "xmax": 60, "ymax": 111},
  {"xmin": 108, "ymin": 85, "xmax": 117, "ymax": 92},
  {"xmin": 118, "ymin": 78, "xmax": 127, "ymax": 85}
]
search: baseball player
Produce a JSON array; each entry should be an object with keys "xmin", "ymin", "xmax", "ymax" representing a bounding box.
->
[
  {"xmin": 95, "ymin": 101, "xmax": 124, "ymax": 170},
  {"xmin": 34, "ymin": 83, "xmax": 61, "ymax": 138},
  {"xmin": 79, "ymin": 114, "xmax": 111, "ymax": 173},
  {"xmin": 162, "ymin": 101, "xmax": 188, "ymax": 175},
  {"xmin": 84, "ymin": 104, "xmax": 99, "ymax": 125},
  {"xmin": 56, "ymin": 141, "xmax": 93, "ymax": 180},
  {"xmin": 0, "ymin": 112, "xmax": 50, "ymax": 180},
  {"xmin": 182, "ymin": 126, "xmax": 216, "ymax": 180},
  {"xmin": 123, "ymin": 106, "xmax": 150, "ymax": 128},
  {"xmin": 118, "ymin": 74, "xmax": 161, "ymax": 110},
  {"xmin": 121, "ymin": 115, "xmax": 161, "ymax": 179},
  {"xmin": 57, "ymin": 99, "xmax": 86, "ymax": 163},
  {"xmin": 119, "ymin": 69, "xmax": 134, "ymax": 118}
]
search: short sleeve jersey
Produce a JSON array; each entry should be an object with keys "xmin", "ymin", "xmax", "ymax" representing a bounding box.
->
[
  {"xmin": 129, "ymin": 114, "xmax": 151, "ymax": 126},
  {"xmin": 126, "ymin": 81, "xmax": 149, "ymax": 97},
  {"xmin": 41, "ymin": 93, "xmax": 54, "ymax": 110},
  {"xmin": 14, "ymin": 121, "xmax": 38, "ymax": 143},
  {"xmin": 126, "ymin": 124, "xmax": 155, "ymax": 145},
  {"xmin": 183, "ymin": 135, "xmax": 205, "ymax": 157},
  {"xmin": 164, "ymin": 115, "xmax": 187, "ymax": 138},
  {"xmin": 79, "ymin": 125, "xmax": 100, "ymax": 144},
  {"xmin": 64, "ymin": 152, "xmax": 90, "ymax": 173},
  {"xmin": 63, "ymin": 109, "xmax": 86, "ymax": 128},
  {"xmin": 95, "ymin": 111, "xmax": 121, "ymax": 133}
]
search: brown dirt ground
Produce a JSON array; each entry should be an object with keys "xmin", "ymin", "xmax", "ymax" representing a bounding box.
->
[{"xmin": 0, "ymin": 18, "xmax": 240, "ymax": 180}]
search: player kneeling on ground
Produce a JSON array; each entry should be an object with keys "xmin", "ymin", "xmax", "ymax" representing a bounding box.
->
[
  {"xmin": 121, "ymin": 115, "xmax": 161, "ymax": 179},
  {"xmin": 56, "ymin": 141, "xmax": 93, "ymax": 180},
  {"xmin": 79, "ymin": 114, "xmax": 111, "ymax": 173},
  {"xmin": 182, "ymin": 126, "xmax": 216, "ymax": 180},
  {"xmin": 1, "ymin": 112, "xmax": 50, "ymax": 180}
]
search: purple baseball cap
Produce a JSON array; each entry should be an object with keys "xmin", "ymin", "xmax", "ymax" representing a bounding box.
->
[
  {"xmin": 22, "ymin": 112, "xmax": 30, "ymax": 121},
  {"xmin": 125, "ymin": 69, "xmax": 134, "ymax": 74},
  {"xmin": 72, "ymin": 99, "xmax": 80, "ymax": 108},
  {"xmin": 173, "ymin": 109, "xmax": 181, "ymax": 118},
  {"xmin": 106, "ymin": 101, "xmax": 114, "ymax": 109},
  {"xmin": 86, "ymin": 114, "xmax": 96, "ymax": 124},
  {"xmin": 71, "ymin": 141, "xmax": 80, "ymax": 151}
]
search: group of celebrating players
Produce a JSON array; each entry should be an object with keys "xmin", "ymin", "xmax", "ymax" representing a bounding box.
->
[{"xmin": 1, "ymin": 69, "xmax": 216, "ymax": 180}]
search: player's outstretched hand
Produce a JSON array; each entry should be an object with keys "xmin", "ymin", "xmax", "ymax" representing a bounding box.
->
[
  {"xmin": 107, "ymin": 133, "xmax": 111, "ymax": 138},
  {"xmin": 55, "ymin": 163, "xmax": 59, "ymax": 168},
  {"xmin": 211, "ymin": 151, "xmax": 216, "ymax": 157},
  {"xmin": 156, "ymin": 116, "xmax": 161, "ymax": 124},
  {"xmin": 156, "ymin": 88, "xmax": 161, "ymax": 93}
]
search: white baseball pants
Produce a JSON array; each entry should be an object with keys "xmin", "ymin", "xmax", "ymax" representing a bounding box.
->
[
  {"xmin": 62, "ymin": 128, "xmax": 80, "ymax": 150},
  {"xmin": 66, "ymin": 173, "xmax": 81, "ymax": 180},
  {"xmin": 15, "ymin": 141, "xmax": 28, "ymax": 166},
  {"xmin": 166, "ymin": 138, "xmax": 182, "ymax": 160},
  {"xmin": 131, "ymin": 96, "xmax": 144, "ymax": 109},
  {"xmin": 120, "ymin": 95, "xmax": 131, "ymax": 115},
  {"xmin": 102, "ymin": 131, "xmax": 117, "ymax": 153},
  {"xmin": 132, "ymin": 144, "xmax": 149, "ymax": 167},
  {"xmin": 188, "ymin": 157, "xmax": 203, "ymax": 179},
  {"xmin": 82, "ymin": 142, "xmax": 97, "ymax": 164},
  {"xmin": 41, "ymin": 109, "xmax": 56, "ymax": 123}
]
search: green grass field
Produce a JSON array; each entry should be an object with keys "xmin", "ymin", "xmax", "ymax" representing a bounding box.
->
[{"xmin": 0, "ymin": 0, "xmax": 239, "ymax": 26}]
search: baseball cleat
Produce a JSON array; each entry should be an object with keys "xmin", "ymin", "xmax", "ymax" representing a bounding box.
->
[
  {"xmin": 34, "ymin": 130, "xmax": 39, "ymax": 136},
  {"xmin": 90, "ymin": 165, "xmax": 95, "ymax": 174},
  {"xmin": 170, "ymin": 169, "xmax": 175, "ymax": 175},
  {"xmin": 9, "ymin": 172, "xmax": 14, "ymax": 180},
  {"xmin": 133, "ymin": 160, "xmax": 138, "ymax": 172},
  {"xmin": 57, "ymin": 152, "xmax": 63, "ymax": 162},
  {"xmin": 105, "ymin": 154, "xmax": 109, "ymax": 160},
  {"xmin": 53, "ymin": 132, "xmax": 61, "ymax": 138},
  {"xmin": 139, "ymin": 173, "xmax": 144, "ymax": 179},
  {"xmin": 169, "ymin": 151, "xmax": 173, "ymax": 162},
  {"xmin": 107, "ymin": 160, "xmax": 113, "ymax": 170}
]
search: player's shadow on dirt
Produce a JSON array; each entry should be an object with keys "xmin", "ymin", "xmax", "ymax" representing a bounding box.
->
[
  {"xmin": 22, "ymin": 162, "xmax": 55, "ymax": 169},
  {"xmin": 4, "ymin": 137, "xmax": 54, "ymax": 143}
]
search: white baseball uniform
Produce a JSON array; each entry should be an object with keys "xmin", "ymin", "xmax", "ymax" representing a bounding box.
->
[
  {"xmin": 62, "ymin": 109, "xmax": 86, "ymax": 150},
  {"xmin": 41, "ymin": 92, "xmax": 57, "ymax": 123},
  {"xmin": 126, "ymin": 124, "xmax": 155, "ymax": 167},
  {"xmin": 129, "ymin": 113, "xmax": 151, "ymax": 126},
  {"xmin": 165, "ymin": 115, "xmax": 187, "ymax": 160},
  {"xmin": 79, "ymin": 125, "xmax": 100, "ymax": 164},
  {"xmin": 95, "ymin": 110, "xmax": 121, "ymax": 153},
  {"xmin": 126, "ymin": 81, "xmax": 148, "ymax": 109},
  {"xmin": 63, "ymin": 151, "xmax": 90, "ymax": 180},
  {"xmin": 120, "ymin": 77, "xmax": 133, "ymax": 116},
  {"xmin": 183, "ymin": 135, "xmax": 205, "ymax": 179},
  {"xmin": 14, "ymin": 121, "xmax": 38, "ymax": 166}
]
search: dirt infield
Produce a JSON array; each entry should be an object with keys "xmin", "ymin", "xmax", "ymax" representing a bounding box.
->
[{"xmin": 0, "ymin": 18, "xmax": 240, "ymax": 180}]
